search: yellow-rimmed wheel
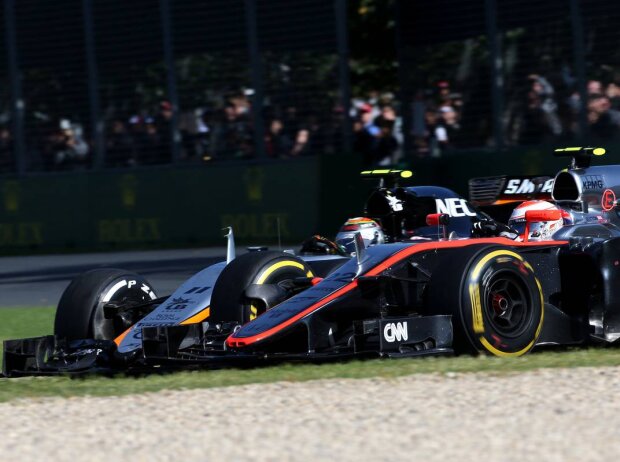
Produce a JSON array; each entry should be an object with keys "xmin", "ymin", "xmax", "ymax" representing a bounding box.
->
[
  {"xmin": 427, "ymin": 246, "xmax": 544, "ymax": 356},
  {"xmin": 210, "ymin": 251, "xmax": 313, "ymax": 324}
]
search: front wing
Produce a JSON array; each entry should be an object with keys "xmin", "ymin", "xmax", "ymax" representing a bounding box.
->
[{"xmin": 2, "ymin": 315, "xmax": 454, "ymax": 377}]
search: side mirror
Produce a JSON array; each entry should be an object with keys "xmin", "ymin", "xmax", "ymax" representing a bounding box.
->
[
  {"xmin": 426, "ymin": 213, "xmax": 450, "ymax": 226},
  {"xmin": 523, "ymin": 209, "xmax": 561, "ymax": 242},
  {"xmin": 426, "ymin": 213, "xmax": 450, "ymax": 240}
]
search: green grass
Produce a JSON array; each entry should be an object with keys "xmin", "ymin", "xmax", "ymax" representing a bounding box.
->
[
  {"xmin": 1, "ymin": 307, "xmax": 620, "ymax": 403},
  {"xmin": 0, "ymin": 307, "xmax": 56, "ymax": 358}
]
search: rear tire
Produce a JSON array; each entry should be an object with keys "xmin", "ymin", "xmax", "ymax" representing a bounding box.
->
[
  {"xmin": 54, "ymin": 268, "xmax": 157, "ymax": 341},
  {"xmin": 427, "ymin": 246, "xmax": 544, "ymax": 356},
  {"xmin": 210, "ymin": 251, "xmax": 313, "ymax": 324}
]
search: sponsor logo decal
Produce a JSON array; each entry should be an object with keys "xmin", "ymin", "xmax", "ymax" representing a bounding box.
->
[
  {"xmin": 384, "ymin": 322, "xmax": 409, "ymax": 342},
  {"xmin": 0, "ymin": 222, "xmax": 44, "ymax": 246},
  {"xmin": 582, "ymin": 175, "xmax": 604, "ymax": 190},
  {"xmin": 503, "ymin": 178, "xmax": 554, "ymax": 195},
  {"xmin": 98, "ymin": 218, "xmax": 161, "ymax": 243},
  {"xmin": 184, "ymin": 286, "xmax": 211, "ymax": 294},
  {"xmin": 435, "ymin": 198, "xmax": 477, "ymax": 217},
  {"xmin": 386, "ymin": 192, "xmax": 404, "ymax": 212},
  {"xmin": 602, "ymin": 189, "xmax": 616, "ymax": 212},
  {"xmin": 152, "ymin": 313, "xmax": 177, "ymax": 321},
  {"xmin": 165, "ymin": 297, "xmax": 192, "ymax": 310},
  {"xmin": 141, "ymin": 283, "xmax": 156, "ymax": 299},
  {"xmin": 221, "ymin": 212, "xmax": 290, "ymax": 239}
]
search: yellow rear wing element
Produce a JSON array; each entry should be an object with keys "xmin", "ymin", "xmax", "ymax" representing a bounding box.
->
[
  {"xmin": 554, "ymin": 146, "xmax": 605, "ymax": 156},
  {"xmin": 360, "ymin": 169, "xmax": 413, "ymax": 187},
  {"xmin": 554, "ymin": 146, "xmax": 606, "ymax": 169}
]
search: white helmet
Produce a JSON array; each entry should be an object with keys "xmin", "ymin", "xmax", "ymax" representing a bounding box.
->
[
  {"xmin": 508, "ymin": 200, "xmax": 564, "ymax": 241},
  {"xmin": 335, "ymin": 217, "xmax": 385, "ymax": 254}
]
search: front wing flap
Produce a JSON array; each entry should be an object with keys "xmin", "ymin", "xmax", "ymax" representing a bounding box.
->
[{"xmin": 3, "ymin": 337, "xmax": 118, "ymax": 377}]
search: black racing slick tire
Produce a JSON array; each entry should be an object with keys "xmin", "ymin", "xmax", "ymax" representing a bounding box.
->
[
  {"xmin": 54, "ymin": 268, "xmax": 157, "ymax": 341},
  {"xmin": 210, "ymin": 251, "xmax": 314, "ymax": 324},
  {"xmin": 427, "ymin": 246, "xmax": 544, "ymax": 357}
]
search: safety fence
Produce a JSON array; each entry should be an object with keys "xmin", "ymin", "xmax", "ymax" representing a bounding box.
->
[
  {"xmin": 0, "ymin": 0, "xmax": 347, "ymax": 173},
  {"xmin": 2, "ymin": 1, "xmax": 620, "ymax": 253},
  {"xmin": 2, "ymin": 1, "xmax": 620, "ymax": 176},
  {"xmin": 397, "ymin": 0, "xmax": 620, "ymax": 158}
]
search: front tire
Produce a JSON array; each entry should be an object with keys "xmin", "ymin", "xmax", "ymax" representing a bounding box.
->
[
  {"xmin": 427, "ymin": 246, "xmax": 544, "ymax": 356},
  {"xmin": 210, "ymin": 251, "xmax": 313, "ymax": 324},
  {"xmin": 54, "ymin": 268, "xmax": 157, "ymax": 341}
]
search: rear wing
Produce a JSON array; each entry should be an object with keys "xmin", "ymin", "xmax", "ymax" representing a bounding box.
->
[
  {"xmin": 554, "ymin": 146, "xmax": 605, "ymax": 169},
  {"xmin": 468, "ymin": 175, "xmax": 554, "ymax": 206},
  {"xmin": 469, "ymin": 146, "xmax": 607, "ymax": 208}
]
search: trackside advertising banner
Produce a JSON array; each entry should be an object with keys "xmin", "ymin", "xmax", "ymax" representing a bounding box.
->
[
  {"xmin": 0, "ymin": 158, "xmax": 319, "ymax": 251},
  {"xmin": 4, "ymin": 144, "xmax": 620, "ymax": 252}
]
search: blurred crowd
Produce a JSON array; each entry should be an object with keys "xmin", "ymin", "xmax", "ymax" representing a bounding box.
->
[
  {"xmin": 352, "ymin": 91, "xmax": 402, "ymax": 167},
  {"xmin": 0, "ymin": 87, "xmax": 413, "ymax": 172},
  {"xmin": 3, "ymin": 74, "xmax": 620, "ymax": 174},
  {"xmin": 0, "ymin": 93, "xmax": 348, "ymax": 172},
  {"xmin": 410, "ymin": 80, "xmax": 465, "ymax": 158},
  {"xmin": 507, "ymin": 74, "xmax": 620, "ymax": 145}
]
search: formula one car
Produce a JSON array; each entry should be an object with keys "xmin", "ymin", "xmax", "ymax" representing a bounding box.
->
[
  {"xmin": 3, "ymin": 147, "xmax": 620, "ymax": 376},
  {"xmin": 355, "ymin": 168, "xmax": 493, "ymax": 241},
  {"xmin": 302, "ymin": 168, "xmax": 506, "ymax": 256}
]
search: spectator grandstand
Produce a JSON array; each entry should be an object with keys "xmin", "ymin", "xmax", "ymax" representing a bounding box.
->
[{"xmin": 0, "ymin": 0, "xmax": 619, "ymax": 174}]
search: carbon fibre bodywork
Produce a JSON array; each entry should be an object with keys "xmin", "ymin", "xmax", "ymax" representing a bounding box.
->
[{"xmin": 5, "ymin": 235, "xmax": 612, "ymax": 377}]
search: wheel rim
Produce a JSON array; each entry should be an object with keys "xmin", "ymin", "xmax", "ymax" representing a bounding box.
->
[
  {"xmin": 248, "ymin": 268, "xmax": 311, "ymax": 319},
  {"xmin": 482, "ymin": 270, "xmax": 532, "ymax": 338},
  {"xmin": 93, "ymin": 279, "xmax": 155, "ymax": 339}
]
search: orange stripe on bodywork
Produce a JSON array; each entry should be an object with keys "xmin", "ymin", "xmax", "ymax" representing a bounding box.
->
[
  {"xmin": 226, "ymin": 283, "xmax": 355, "ymax": 348},
  {"xmin": 491, "ymin": 199, "xmax": 522, "ymax": 205},
  {"xmin": 114, "ymin": 327, "xmax": 131, "ymax": 346},
  {"xmin": 113, "ymin": 307, "xmax": 211, "ymax": 346},
  {"xmin": 180, "ymin": 307, "xmax": 211, "ymax": 325},
  {"xmin": 226, "ymin": 237, "xmax": 567, "ymax": 348}
]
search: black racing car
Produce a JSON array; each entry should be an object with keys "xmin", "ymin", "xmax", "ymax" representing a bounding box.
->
[
  {"xmin": 4, "ymin": 147, "xmax": 620, "ymax": 376},
  {"xmin": 301, "ymin": 168, "xmax": 509, "ymax": 255},
  {"xmin": 356, "ymin": 169, "xmax": 496, "ymax": 241}
]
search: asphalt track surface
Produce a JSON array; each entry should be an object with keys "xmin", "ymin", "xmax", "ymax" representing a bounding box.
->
[{"xmin": 0, "ymin": 247, "xmax": 228, "ymax": 307}]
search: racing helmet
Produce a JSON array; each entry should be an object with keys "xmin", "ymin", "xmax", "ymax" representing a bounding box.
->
[
  {"xmin": 335, "ymin": 217, "xmax": 385, "ymax": 254},
  {"xmin": 508, "ymin": 200, "xmax": 564, "ymax": 241}
]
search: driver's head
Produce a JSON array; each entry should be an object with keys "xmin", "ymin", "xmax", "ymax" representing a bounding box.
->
[
  {"xmin": 335, "ymin": 217, "xmax": 385, "ymax": 254},
  {"xmin": 508, "ymin": 200, "xmax": 564, "ymax": 241}
]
